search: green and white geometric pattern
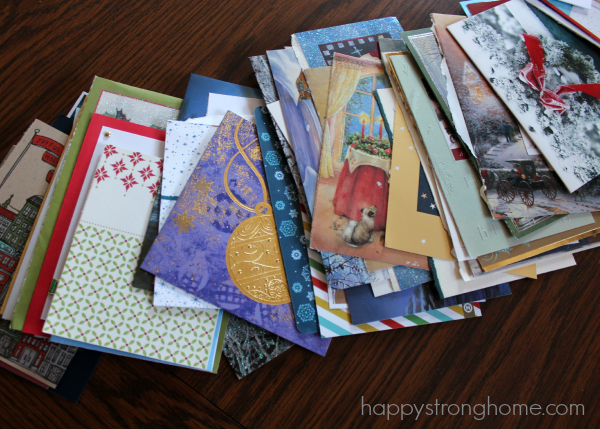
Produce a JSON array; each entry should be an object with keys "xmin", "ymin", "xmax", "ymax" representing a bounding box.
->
[{"xmin": 45, "ymin": 222, "xmax": 220, "ymax": 369}]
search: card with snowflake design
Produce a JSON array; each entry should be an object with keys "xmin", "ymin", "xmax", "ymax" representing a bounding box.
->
[
  {"xmin": 44, "ymin": 146, "xmax": 225, "ymax": 371},
  {"xmin": 255, "ymin": 107, "xmax": 319, "ymax": 334}
]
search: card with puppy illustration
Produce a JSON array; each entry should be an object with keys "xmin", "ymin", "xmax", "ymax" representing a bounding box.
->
[{"xmin": 309, "ymin": 53, "xmax": 429, "ymax": 269}]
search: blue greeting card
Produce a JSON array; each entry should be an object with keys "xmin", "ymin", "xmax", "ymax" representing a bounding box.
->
[
  {"xmin": 179, "ymin": 74, "xmax": 263, "ymax": 120},
  {"xmin": 255, "ymin": 107, "xmax": 319, "ymax": 334},
  {"xmin": 142, "ymin": 111, "xmax": 330, "ymax": 356},
  {"xmin": 346, "ymin": 282, "xmax": 511, "ymax": 325}
]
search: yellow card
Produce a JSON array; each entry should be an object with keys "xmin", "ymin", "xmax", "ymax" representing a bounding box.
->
[
  {"xmin": 384, "ymin": 105, "xmax": 454, "ymax": 260},
  {"xmin": 506, "ymin": 264, "xmax": 537, "ymax": 279}
]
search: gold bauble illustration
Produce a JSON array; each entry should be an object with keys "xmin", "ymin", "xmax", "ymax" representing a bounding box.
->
[{"xmin": 226, "ymin": 202, "xmax": 290, "ymax": 305}]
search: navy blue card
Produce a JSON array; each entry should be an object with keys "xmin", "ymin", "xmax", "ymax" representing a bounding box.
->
[
  {"xmin": 178, "ymin": 74, "xmax": 263, "ymax": 120},
  {"xmin": 345, "ymin": 282, "xmax": 511, "ymax": 325}
]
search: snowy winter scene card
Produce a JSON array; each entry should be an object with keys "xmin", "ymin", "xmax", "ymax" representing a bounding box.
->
[
  {"xmin": 435, "ymin": 12, "xmax": 600, "ymax": 219},
  {"xmin": 448, "ymin": 0, "xmax": 600, "ymax": 193}
]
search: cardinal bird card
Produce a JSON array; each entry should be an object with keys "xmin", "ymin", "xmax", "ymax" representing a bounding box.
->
[{"xmin": 448, "ymin": 0, "xmax": 600, "ymax": 193}]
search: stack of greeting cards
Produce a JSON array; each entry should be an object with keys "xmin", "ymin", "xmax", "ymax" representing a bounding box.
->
[{"xmin": 1, "ymin": 0, "xmax": 599, "ymax": 393}]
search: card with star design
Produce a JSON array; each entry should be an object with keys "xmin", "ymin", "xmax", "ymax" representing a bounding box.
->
[
  {"xmin": 384, "ymin": 102, "xmax": 454, "ymax": 260},
  {"xmin": 142, "ymin": 111, "xmax": 331, "ymax": 355}
]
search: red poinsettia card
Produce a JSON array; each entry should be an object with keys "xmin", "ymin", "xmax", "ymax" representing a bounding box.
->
[{"xmin": 23, "ymin": 114, "xmax": 165, "ymax": 337}]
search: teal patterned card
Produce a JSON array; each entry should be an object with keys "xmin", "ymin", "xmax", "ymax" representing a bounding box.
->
[{"xmin": 255, "ymin": 107, "xmax": 319, "ymax": 334}]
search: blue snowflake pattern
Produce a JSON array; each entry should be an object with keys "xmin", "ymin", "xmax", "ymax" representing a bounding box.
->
[
  {"xmin": 299, "ymin": 235, "xmax": 307, "ymax": 245},
  {"xmin": 297, "ymin": 303, "xmax": 316, "ymax": 322},
  {"xmin": 284, "ymin": 184, "xmax": 298, "ymax": 201},
  {"xmin": 279, "ymin": 220, "xmax": 297, "ymax": 237},
  {"xmin": 301, "ymin": 265, "xmax": 311, "ymax": 282},
  {"xmin": 289, "ymin": 209, "xmax": 298, "ymax": 218},
  {"xmin": 261, "ymin": 106, "xmax": 269, "ymax": 114},
  {"xmin": 291, "ymin": 249, "xmax": 302, "ymax": 260},
  {"xmin": 292, "ymin": 282, "xmax": 303, "ymax": 293},
  {"xmin": 261, "ymin": 132, "xmax": 271, "ymax": 141},
  {"xmin": 264, "ymin": 151, "xmax": 281, "ymax": 166},
  {"xmin": 275, "ymin": 200, "xmax": 285, "ymax": 210},
  {"xmin": 306, "ymin": 291, "xmax": 314, "ymax": 302},
  {"xmin": 274, "ymin": 171, "xmax": 284, "ymax": 181}
]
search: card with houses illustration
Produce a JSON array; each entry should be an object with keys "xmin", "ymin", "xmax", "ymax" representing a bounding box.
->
[
  {"xmin": 309, "ymin": 53, "xmax": 429, "ymax": 268},
  {"xmin": 0, "ymin": 320, "xmax": 76, "ymax": 388},
  {"xmin": 0, "ymin": 120, "xmax": 68, "ymax": 310},
  {"xmin": 44, "ymin": 146, "xmax": 225, "ymax": 371}
]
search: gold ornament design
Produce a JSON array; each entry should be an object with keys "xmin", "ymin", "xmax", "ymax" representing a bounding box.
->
[
  {"xmin": 174, "ymin": 210, "xmax": 195, "ymax": 233},
  {"xmin": 225, "ymin": 119, "xmax": 290, "ymax": 305}
]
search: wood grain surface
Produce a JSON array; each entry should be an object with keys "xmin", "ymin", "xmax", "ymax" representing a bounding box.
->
[{"xmin": 0, "ymin": 0, "xmax": 598, "ymax": 427}]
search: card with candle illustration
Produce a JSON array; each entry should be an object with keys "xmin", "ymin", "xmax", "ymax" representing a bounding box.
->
[
  {"xmin": 309, "ymin": 53, "xmax": 429, "ymax": 269},
  {"xmin": 142, "ymin": 112, "xmax": 330, "ymax": 356}
]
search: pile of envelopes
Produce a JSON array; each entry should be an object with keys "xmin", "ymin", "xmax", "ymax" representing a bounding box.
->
[{"xmin": 0, "ymin": 0, "xmax": 599, "ymax": 393}]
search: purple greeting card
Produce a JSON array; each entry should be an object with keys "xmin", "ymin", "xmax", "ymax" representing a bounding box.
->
[{"xmin": 142, "ymin": 111, "xmax": 330, "ymax": 356}]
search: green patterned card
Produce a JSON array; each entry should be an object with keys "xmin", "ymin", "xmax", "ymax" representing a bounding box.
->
[
  {"xmin": 11, "ymin": 77, "xmax": 181, "ymax": 331},
  {"xmin": 44, "ymin": 146, "xmax": 224, "ymax": 371}
]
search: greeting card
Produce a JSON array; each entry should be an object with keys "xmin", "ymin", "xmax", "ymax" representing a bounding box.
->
[
  {"xmin": 292, "ymin": 18, "xmax": 403, "ymax": 69},
  {"xmin": 223, "ymin": 314, "xmax": 294, "ymax": 380},
  {"xmin": 178, "ymin": 74, "xmax": 263, "ymax": 121},
  {"xmin": 23, "ymin": 115, "xmax": 167, "ymax": 337},
  {"xmin": 255, "ymin": 107, "xmax": 319, "ymax": 334},
  {"xmin": 310, "ymin": 53, "xmax": 429, "ymax": 268},
  {"xmin": 250, "ymin": 55, "xmax": 309, "ymax": 214},
  {"xmin": 384, "ymin": 98, "xmax": 454, "ymax": 259},
  {"xmin": 310, "ymin": 249, "xmax": 482, "ymax": 337},
  {"xmin": 346, "ymin": 282, "xmax": 510, "ymax": 325},
  {"xmin": 142, "ymin": 112, "xmax": 330, "ymax": 356},
  {"xmin": 12, "ymin": 77, "xmax": 181, "ymax": 332},
  {"xmin": 0, "ymin": 121, "xmax": 68, "ymax": 317},
  {"xmin": 477, "ymin": 211, "xmax": 600, "ymax": 271},
  {"xmin": 434, "ymin": 13, "xmax": 600, "ymax": 219},
  {"xmin": 390, "ymin": 51, "xmax": 594, "ymax": 258},
  {"xmin": 44, "ymin": 146, "xmax": 224, "ymax": 371},
  {"xmin": 448, "ymin": 0, "xmax": 600, "ymax": 192},
  {"xmin": 267, "ymin": 48, "xmax": 323, "ymax": 213},
  {"xmin": 153, "ymin": 121, "xmax": 217, "ymax": 309},
  {"xmin": 0, "ymin": 320, "xmax": 76, "ymax": 389}
]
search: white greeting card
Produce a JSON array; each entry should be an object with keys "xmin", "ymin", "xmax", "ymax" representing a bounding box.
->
[
  {"xmin": 154, "ymin": 121, "xmax": 218, "ymax": 309},
  {"xmin": 44, "ymin": 146, "xmax": 223, "ymax": 370}
]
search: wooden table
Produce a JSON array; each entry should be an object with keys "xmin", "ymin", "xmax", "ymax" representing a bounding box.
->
[{"xmin": 0, "ymin": 0, "xmax": 598, "ymax": 427}]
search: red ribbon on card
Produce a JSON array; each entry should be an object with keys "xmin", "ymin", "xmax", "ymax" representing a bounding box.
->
[{"xmin": 518, "ymin": 34, "xmax": 600, "ymax": 114}]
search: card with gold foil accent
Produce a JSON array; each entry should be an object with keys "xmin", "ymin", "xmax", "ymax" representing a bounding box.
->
[{"xmin": 142, "ymin": 111, "xmax": 330, "ymax": 355}]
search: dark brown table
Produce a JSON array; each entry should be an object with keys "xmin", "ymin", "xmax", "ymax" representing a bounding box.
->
[{"xmin": 0, "ymin": 0, "xmax": 598, "ymax": 427}]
